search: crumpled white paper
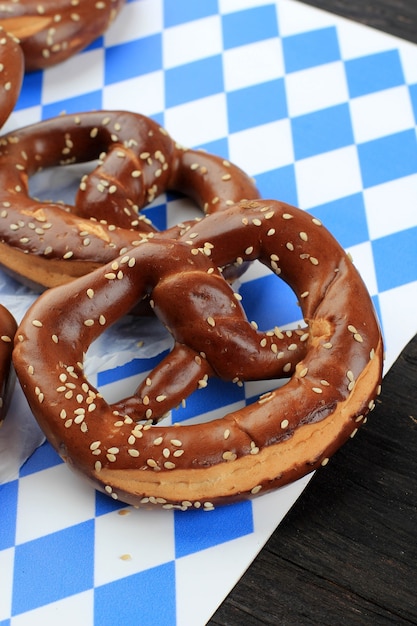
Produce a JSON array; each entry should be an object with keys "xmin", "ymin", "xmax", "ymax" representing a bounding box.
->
[{"xmin": 0, "ymin": 165, "xmax": 176, "ymax": 483}]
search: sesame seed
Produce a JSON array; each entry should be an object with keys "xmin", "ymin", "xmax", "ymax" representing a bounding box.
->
[{"xmin": 222, "ymin": 451, "xmax": 237, "ymax": 461}]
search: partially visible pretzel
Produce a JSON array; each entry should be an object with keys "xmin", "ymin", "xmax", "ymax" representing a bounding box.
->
[
  {"xmin": 14, "ymin": 199, "xmax": 383, "ymax": 509},
  {"xmin": 0, "ymin": 110, "xmax": 259, "ymax": 290},
  {"xmin": 0, "ymin": 0, "xmax": 126, "ymax": 71},
  {"xmin": 0, "ymin": 303, "xmax": 16, "ymax": 424},
  {"xmin": 0, "ymin": 26, "xmax": 24, "ymax": 129}
]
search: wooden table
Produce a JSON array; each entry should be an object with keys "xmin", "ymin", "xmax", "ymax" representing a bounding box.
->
[{"xmin": 210, "ymin": 2, "xmax": 417, "ymax": 623}]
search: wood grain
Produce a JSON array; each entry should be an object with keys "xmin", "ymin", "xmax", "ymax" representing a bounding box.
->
[
  {"xmin": 210, "ymin": 2, "xmax": 417, "ymax": 623},
  {"xmin": 299, "ymin": 0, "xmax": 417, "ymax": 44}
]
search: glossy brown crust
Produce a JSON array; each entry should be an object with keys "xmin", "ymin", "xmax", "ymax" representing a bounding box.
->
[
  {"xmin": 0, "ymin": 27, "xmax": 24, "ymax": 128},
  {"xmin": 0, "ymin": 110, "xmax": 259, "ymax": 289},
  {"xmin": 14, "ymin": 200, "xmax": 384, "ymax": 510},
  {"xmin": 0, "ymin": 0, "xmax": 126, "ymax": 71},
  {"xmin": 0, "ymin": 303, "xmax": 16, "ymax": 423}
]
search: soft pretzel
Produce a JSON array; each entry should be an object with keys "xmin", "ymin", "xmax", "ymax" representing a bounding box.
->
[
  {"xmin": 14, "ymin": 199, "xmax": 383, "ymax": 510},
  {"xmin": 0, "ymin": 26, "xmax": 24, "ymax": 129},
  {"xmin": 0, "ymin": 110, "xmax": 259, "ymax": 290},
  {"xmin": 0, "ymin": 303, "xmax": 16, "ymax": 423},
  {"xmin": 0, "ymin": 0, "xmax": 126, "ymax": 71}
]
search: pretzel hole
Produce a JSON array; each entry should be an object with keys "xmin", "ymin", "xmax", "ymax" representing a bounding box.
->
[
  {"xmin": 238, "ymin": 260, "xmax": 305, "ymax": 330},
  {"xmin": 29, "ymin": 161, "xmax": 97, "ymax": 206}
]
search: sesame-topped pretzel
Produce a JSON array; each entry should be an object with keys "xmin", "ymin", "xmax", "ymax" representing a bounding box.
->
[
  {"xmin": 0, "ymin": 0, "xmax": 126, "ymax": 71},
  {"xmin": 0, "ymin": 110, "xmax": 259, "ymax": 290},
  {"xmin": 0, "ymin": 303, "xmax": 16, "ymax": 423},
  {"xmin": 13, "ymin": 199, "xmax": 383, "ymax": 510},
  {"xmin": 0, "ymin": 27, "xmax": 24, "ymax": 129}
]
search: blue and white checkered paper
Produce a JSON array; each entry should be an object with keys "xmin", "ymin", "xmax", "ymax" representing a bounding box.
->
[{"xmin": 1, "ymin": 0, "xmax": 417, "ymax": 624}]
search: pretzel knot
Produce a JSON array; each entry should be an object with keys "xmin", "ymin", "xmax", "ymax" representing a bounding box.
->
[{"xmin": 14, "ymin": 199, "xmax": 383, "ymax": 510}]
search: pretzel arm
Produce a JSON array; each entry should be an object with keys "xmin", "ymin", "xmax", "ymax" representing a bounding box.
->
[{"xmin": 113, "ymin": 342, "xmax": 214, "ymax": 423}]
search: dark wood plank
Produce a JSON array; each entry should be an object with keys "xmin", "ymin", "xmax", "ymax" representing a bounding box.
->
[
  {"xmin": 299, "ymin": 0, "xmax": 417, "ymax": 44},
  {"xmin": 210, "ymin": 3, "xmax": 417, "ymax": 621}
]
